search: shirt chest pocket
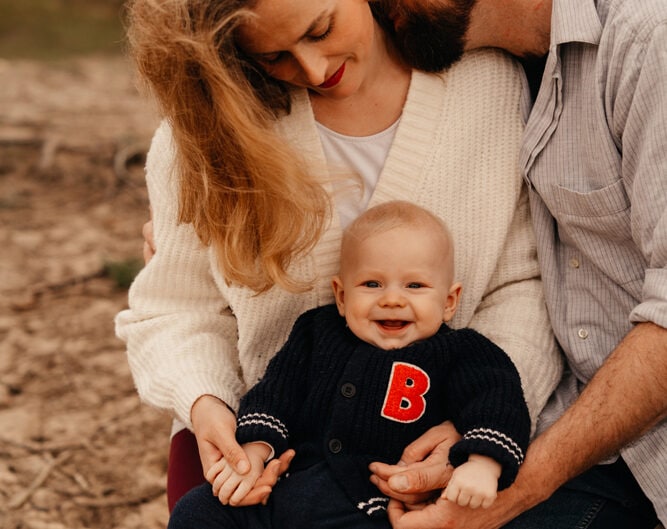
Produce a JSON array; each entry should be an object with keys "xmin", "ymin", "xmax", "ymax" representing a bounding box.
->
[{"xmin": 551, "ymin": 178, "xmax": 631, "ymax": 243}]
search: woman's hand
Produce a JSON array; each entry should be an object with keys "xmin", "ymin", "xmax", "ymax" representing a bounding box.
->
[
  {"xmin": 207, "ymin": 442, "xmax": 271, "ymax": 505},
  {"xmin": 241, "ymin": 449, "xmax": 295, "ymax": 505},
  {"xmin": 206, "ymin": 443, "xmax": 295, "ymax": 506},
  {"xmin": 191, "ymin": 395, "xmax": 247, "ymax": 477},
  {"xmin": 142, "ymin": 215, "xmax": 155, "ymax": 263},
  {"xmin": 190, "ymin": 395, "xmax": 294, "ymax": 505}
]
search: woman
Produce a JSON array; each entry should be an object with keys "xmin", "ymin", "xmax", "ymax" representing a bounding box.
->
[{"xmin": 115, "ymin": 0, "xmax": 563, "ymax": 516}]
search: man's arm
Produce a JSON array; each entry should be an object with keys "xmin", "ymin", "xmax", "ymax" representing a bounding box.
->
[{"xmin": 382, "ymin": 321, "xmax": 667, "ymax": 529}]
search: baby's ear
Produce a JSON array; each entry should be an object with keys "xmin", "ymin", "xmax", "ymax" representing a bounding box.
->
[
  {"xmin": 443, "ymin": 282, "xmax": 463, "ymax": 322},
  {"xmin": 331, "ymin": 276, "xmax": 346, "ymax": 316}
]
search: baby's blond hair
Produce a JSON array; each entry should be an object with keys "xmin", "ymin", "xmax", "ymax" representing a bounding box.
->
[{"xmin": 340, "ymin": 201, "xmax": 455, "ymax": 273}]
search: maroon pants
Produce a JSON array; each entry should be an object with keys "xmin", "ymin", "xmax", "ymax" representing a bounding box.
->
[{"xmin": 167, "ymin": 429, "xmax": 206, "ymax": 512}]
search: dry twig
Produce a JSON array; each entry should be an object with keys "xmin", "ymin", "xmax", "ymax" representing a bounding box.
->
[
  {"xmin": 72, "ymin": 486, "xmax": 164, "ymax": 508},
  {"xmin": 7, "ymin": 451, "xmax": 72, "ymax": 509}
]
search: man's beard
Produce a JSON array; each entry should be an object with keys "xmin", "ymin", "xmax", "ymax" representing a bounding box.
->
[{"xmin": 374, "ymin": 0, "xmax": 477, "ymax": 72}]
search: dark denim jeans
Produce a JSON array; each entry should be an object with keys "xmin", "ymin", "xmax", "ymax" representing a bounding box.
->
[
  {"xmin": 504, "ymin": 458, "xmax": 659, "ymax": 529},
  {"xmin": 168, "ymin": 461, "xmax": 390, "ymax": 529}
]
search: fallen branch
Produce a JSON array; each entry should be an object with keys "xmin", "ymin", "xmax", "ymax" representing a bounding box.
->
[
  {"xmin": 7, "ymin": 451, "xmax": 72, "ymax": 509},
  {"xmin": 9, "ymin": 267, "xmax": 106, "ymax": 311},
  {"xmin": 57, "ymin": 466, "xmax": 91, "ymax": 490},
  {"xmin": 72, "ymin": 486, "xmax": 164, "ymax": 508},
  {"xmin": 0, "ymin": 436, "xmax": 89, "ymax": 455}
]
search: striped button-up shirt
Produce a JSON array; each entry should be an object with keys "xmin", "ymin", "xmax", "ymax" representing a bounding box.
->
[{"xmin": 521, "ymin": 0, "xmax": 667, "ymax": 521}]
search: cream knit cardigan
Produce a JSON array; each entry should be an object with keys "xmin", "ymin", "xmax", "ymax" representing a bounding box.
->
[{"xmin": 116, "ymin": 49, "xmax": 563, "ymax": 434}]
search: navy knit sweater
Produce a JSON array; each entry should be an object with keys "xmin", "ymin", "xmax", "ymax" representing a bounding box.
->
[{"xmin": 236, "ymin": 304, "xmax": 530, "ymax": 516}]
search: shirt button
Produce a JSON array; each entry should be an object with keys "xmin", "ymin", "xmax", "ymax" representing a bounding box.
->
[
  {"xmin": 328, "ymin": 438, "xmax": 343, "ymax": 454},
  {"xmin": 341, "ymin": 383, "xmax": 356, "ymax": 398},
  {"xmin": 578, "ymin": 328, "xmax": 589, "ymax": 339}
]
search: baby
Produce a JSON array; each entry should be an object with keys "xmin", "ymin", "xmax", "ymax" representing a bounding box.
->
[{"xmin": 176, "ymin": 201, "xmax": 530, "ymax": 527}]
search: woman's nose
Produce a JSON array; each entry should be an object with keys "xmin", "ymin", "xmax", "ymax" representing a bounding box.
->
[{"xmin": 292, "ymin": 48, "xmax": 327, "ymax": 86}]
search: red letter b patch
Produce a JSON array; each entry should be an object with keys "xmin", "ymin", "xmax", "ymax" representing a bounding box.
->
[{"xmin": 381, "ymin": 362, "xmax": 430, "ymax": 423}]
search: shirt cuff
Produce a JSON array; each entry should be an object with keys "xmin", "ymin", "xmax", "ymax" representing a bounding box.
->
[{"xmin": 630, "ymin": 269, "xmax": 667, "ymax": 328}]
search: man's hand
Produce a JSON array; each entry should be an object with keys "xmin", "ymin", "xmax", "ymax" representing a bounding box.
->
[
  {"xmin": 375, "ymin": 421, "xmax": 541, "ymax": 529},
  {"xmin": 386, "ymin": 465, "xmax": 536, "ymax": 529},
  {"xmin": 369, "ymin": 422, "xmax": 459, "ymax": 505}
]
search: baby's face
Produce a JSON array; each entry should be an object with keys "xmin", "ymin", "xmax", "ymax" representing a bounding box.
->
[{"xmin": 333, "ymin": 225, "xmax": 460, "ymax": 349}]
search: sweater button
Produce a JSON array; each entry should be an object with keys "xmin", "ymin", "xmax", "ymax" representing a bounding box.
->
[
  {"xmin": 341, "ymin": 382, "xmax": 356, "ymax": 398},
  {"xmin": 328, "ymin": 438, "xmax": 343, "ymax": 454}
]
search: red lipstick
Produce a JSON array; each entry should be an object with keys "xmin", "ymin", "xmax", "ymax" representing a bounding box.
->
[{"xmin": 319, "ymin": 63, "xmax": 345, "ymax": 89}]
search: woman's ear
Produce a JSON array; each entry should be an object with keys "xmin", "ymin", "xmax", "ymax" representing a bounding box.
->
[
  {"xmin": 443, "ymin": 282, "xmax": 463, "ymax": 322},
  {"xmin": 331, "ymin": 276, "xmax": 346, "ymax": 316}
]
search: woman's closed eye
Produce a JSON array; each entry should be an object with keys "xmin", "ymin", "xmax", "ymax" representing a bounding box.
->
[
  {"xmin": 308, "ymin": 19, "xmax": 334, "ymax": 42},
  {"xmin": 259, "ymin": 52, "xmax": 285, "ymax": 65},
  {"xmin": 255, "ymin": 18, "xmax": 335, "ymax": 65}
]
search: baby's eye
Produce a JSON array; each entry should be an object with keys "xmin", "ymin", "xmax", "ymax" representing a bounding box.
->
[
  {"xmin": 363, "ymin": 281, "xmax": 380, "ymax": 288},
  {"xmin": 407, "ymin": 282, "xmax": 423, "ymax": 289}
]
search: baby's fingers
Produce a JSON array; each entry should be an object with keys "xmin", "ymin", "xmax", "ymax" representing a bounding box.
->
[
  {"xmin": 212, "ymin": 465, "xmax": 236, "ymax": 501},
  {"xmin": 206, "ymin": 458, "xmax": 229, "ymax": 484},
  {"xmin": 229, "ymin": 477, "xmax": 256, "ymax": 506},
  {"xmin": 442, "ymin": 482, "xmax": 461, "ymax": 505}
]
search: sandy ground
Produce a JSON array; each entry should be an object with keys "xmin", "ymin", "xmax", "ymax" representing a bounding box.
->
[{"xmin": 0, "ymin": 55, "xmax": 171, "ymax": 528}]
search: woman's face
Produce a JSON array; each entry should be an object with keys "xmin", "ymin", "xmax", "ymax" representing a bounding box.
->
[{"xmin": 236, "ymin": 0, "xmax": 377, "ymax": 99}]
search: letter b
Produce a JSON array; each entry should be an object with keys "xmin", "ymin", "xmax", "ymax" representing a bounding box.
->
[{"xmin": 381, "ymin": 362, "xmax": 430, "ymax": 423}]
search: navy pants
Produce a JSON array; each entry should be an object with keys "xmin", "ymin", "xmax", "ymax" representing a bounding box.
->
[
  {"xmin": 168, "ymin": 461, "xmax": 390, "ymax": 529},
  {"xmin": 169, "ymin": 458, "xmax": 659, "ymax": 529},
  {"xmin": 505, "ymin": 458, "xmax": 659, "ymax": 529}
]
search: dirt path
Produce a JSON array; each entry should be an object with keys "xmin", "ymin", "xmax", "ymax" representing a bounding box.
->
[{"xmin": 0, "ymin": 55, "xmax": 170, "ymax": 528}]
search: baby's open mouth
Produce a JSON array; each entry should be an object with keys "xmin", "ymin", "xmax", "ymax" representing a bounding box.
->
[{"xmin": 377, "ymin": 320, "xmax": 410, "ymax": 330}]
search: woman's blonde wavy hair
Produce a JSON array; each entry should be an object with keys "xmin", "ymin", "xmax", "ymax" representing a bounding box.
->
[{"xmin": 126, "ymin": 0, "xmax": 331, "ymax": 293}]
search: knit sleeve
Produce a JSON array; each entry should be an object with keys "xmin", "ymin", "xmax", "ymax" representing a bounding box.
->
[
  {"xmin": 114, "ymin": 121, "xmax": 244, "ymax": 429},
  {"xmin": 445, "ymin": 329, "xmax": 531, "ymax": 490},
  {"xmin": 236, "ymin": 308, "xmax": 317, "ymax": 456}
]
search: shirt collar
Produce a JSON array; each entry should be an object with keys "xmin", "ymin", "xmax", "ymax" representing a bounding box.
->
[{"xmin": 551, "ymin": 0, "xmax": 602, "ymax": 47}]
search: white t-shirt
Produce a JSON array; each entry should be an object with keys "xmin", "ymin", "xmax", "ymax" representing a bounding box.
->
[{"xmin": 316, "ymin": 119, "xmax": 400, "ymax": 228}]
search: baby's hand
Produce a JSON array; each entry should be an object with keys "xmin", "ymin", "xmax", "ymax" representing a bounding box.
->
[
  {"xmin": 207, "ymin": 442, "xmax": 272, "ymax": 506},
  {"xmin": 442, "ymin": 454, "xmax": 501, "ymax": 509}
]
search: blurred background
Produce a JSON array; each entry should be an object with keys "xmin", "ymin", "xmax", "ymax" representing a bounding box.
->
[
  {"xmin": 0, "ymin": 1, "xmax": 168, "ymax": 527},
  {"xmin": 0, "ymin": 0, "xmax": 126, "ymax": 60}
]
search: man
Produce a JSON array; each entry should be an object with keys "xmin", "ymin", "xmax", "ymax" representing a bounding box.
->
[{"xmin": 369, "ymin": 0, "xmax": 667, "ymax": 527}]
